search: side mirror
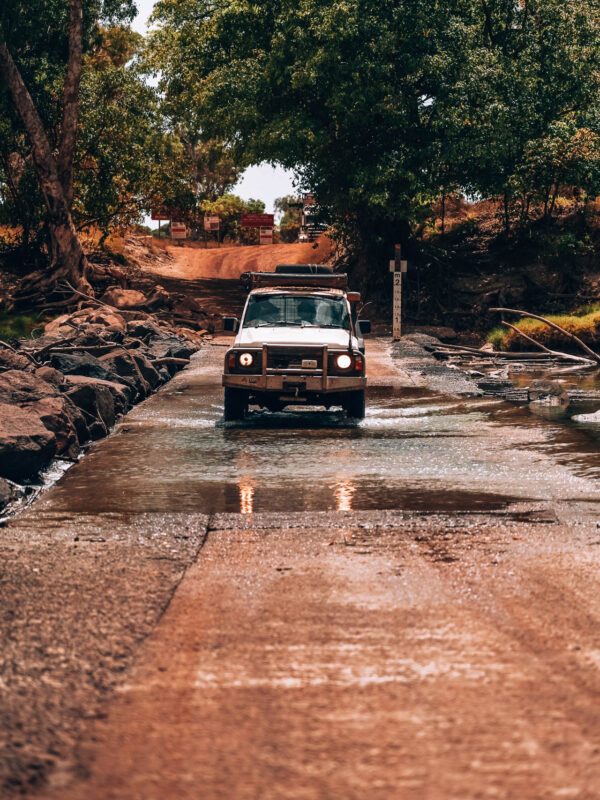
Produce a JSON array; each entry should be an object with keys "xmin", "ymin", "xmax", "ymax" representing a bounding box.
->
[
  {"xmin": 358, "ymin": 319, "xmax": 371, "ymax": 334},
  {"xmin": 223, "ymin": 316, "xmax": 239, "ymax": 333}
]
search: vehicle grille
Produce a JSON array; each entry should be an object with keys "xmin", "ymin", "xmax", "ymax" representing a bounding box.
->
[{"xmin": 267, "ymin": 347, "xmax": 323, "ymax": 370}]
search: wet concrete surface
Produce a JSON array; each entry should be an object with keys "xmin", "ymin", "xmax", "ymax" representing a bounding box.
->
[
  {"xmin": 6, "ymin": 337, "xmax": 600, "ymax": 797},
  {"xmin": 34, "ymin": 338, "xmax": 600, "ymax": 517}
]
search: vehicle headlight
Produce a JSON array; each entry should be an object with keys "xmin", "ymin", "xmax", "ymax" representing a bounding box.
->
[
  {"xmin": 336, "ymin": 354, "xmax": 352, "ymax": 370},
  {"xmin": 239, "ymin": 352, "xmax": 254, "ymax": 367}
]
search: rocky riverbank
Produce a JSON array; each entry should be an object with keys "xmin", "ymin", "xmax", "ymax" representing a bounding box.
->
[{"xmin": 0, "ymin": 303, "xmax": 203, "ymax": 517}]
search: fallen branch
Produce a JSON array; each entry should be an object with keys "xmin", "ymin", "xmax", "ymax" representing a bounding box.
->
[
  {"xmin": 490, "ymin": 307, "xmax": 600, "ymax": 363},
  {"xmin": 0, "ymin": 338, "xmax": 40, "ymax": 365},
  {"xmin": 61, "ymin": 281, "xmax": 110, "ymax": 309},
  {"xmin": 500, "ymin": 321, "xmax": 595, "ymax": 365}
]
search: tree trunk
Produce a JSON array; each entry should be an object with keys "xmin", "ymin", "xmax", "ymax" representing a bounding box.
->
[
  {"xmin": 503, "ymin": 193, "xmax": 510, "ymax": 235},
  {"xmin": 0, "ymin": 33, "xmax": 91, "ymax": 297},
  {"xmin": 57, "ymin": 0, "xmax": 83, "ymax": 208}
]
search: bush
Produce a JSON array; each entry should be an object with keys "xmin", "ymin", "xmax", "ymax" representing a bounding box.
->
[
  {"xmin": 0, "ymin": 312, "xmax": 45, "ymax": 341},
  {"xmin": 488, "ymin": 306, "xmax": 600, "ymax": 350}
]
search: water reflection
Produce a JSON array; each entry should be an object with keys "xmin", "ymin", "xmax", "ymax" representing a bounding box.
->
[
  {"xmin": 239, "ymin": 479, "xmax": 255, "ymax": 514},
  {"xmin": 334, "ymin": 480, "xmax": 356, "ymax": 512}
]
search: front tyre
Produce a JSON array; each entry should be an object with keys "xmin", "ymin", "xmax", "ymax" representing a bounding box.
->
[
  {"xmin": 343, "ymin": 390, "xmax": 365, "ymax": 420},
  {"xmin": 224, "ymin": 387, "xmax": 248, "ymax": 421}
]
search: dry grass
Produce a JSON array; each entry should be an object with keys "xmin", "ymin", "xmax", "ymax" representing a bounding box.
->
[{"xmin": 488, "ymin": 304, "xmax": 600, "ymax": 350}]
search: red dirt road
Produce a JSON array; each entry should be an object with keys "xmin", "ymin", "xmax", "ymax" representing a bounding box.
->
[
  {"xmin": 26, "ymin": 339, "xmax": 600, "ymax": 800},
  {"xmin": 146, "ymin": 237, "xmax": 334, "ymax": 281}
]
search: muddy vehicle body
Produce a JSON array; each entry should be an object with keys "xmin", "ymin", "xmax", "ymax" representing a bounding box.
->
[{"xmin": 222, "ymin": 266, "xmax": 370, "ymax": 421}]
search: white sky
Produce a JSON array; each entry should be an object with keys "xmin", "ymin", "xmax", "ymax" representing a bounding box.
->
[{"xmin": 131, "ymin": 0, "xmax": 297, "ymax": 217}]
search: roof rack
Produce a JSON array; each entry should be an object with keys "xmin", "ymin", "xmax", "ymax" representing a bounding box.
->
[
  {"xmin": 274, "ymin": 264, "xmax": 333, "ymax": 274},
  {"xmin": 241, "ymin": 270, "xmax": 348, "ymax": 290}
]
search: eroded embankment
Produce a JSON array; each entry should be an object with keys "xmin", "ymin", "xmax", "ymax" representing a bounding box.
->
[{"xmin": 0, "ymin": 305, "xmax": 201, "ymax": 518}]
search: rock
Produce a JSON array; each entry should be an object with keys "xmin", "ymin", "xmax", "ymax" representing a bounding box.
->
[
  {"xmin": 528, "ymin": 379, "xmax": 570, "ymax": 406},
  {"xmin": 403, "ymin": 333, "xmax": 442, "ymax": 347},
  {"xmin": 24, "ymin": 396, "xmax": 82, "ymax": 458},
  {"xmin": 176, "ymin": 327, "xmax": 207, "ymax": 340},
  {"xmin": 44, "ymin": 307, "xmax": 127, "ymax": 337},
  {"xmin": 130, "ymin": 351, "xmax": 161, "ymax": 388},
  {"xmin": 0, "ymin": 403, "xmax": 56, "ymax": 481},
  {"xmin": 98, "ymin": 349, "xmax": 150, "ymax": 399},
  {"xmin": 0, "ymin": 348, "xmax": 31, "ymax": 371},
  {"xmin": 64, "ymin": 380, "xmax": 118, "ymax": 434},
  {"xmin": 0, "ymin": 371, "xmax": 58, "ymax": 404},
  {"xmin": 63, "ymin": 375, "xmax": 131, "ymax": 421},
  {"xmin": 146, "ymin": 337, "xmax": 198, "ymax": 361},
  {"xmin": 407, "ymin": 325, "xmax": 457, "ymax": 342},
  {"xmin": 74, "ymin": 324, "xmax": 123, "ymax": 346},
  {"xmin": 34, "ymin": 366, "xmax": 65, "ymax": 389},
  {"xmin": 126, "ymin": 319, "xmax": 165, "ymax": 342},
  {"xmin": 145, "ymin": 285, "xmax": 171, "ymax": 310},
  {"xmin": 100, "ymin": 288, "xmax": 147, "ymax": 310},
  {"xmin": 49, "ymin": 352, "xmax": 117, "ymax": 383},
  {"xmin": 573, "ymin": 410, "xmax": 600, "ymax": 424},
  {"xmin": 0, "ymin": 477, "xmax": 13, "ymax": 511}
]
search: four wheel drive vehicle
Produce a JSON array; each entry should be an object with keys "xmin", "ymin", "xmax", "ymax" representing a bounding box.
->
[{"xmin": 222, "ymin": 266, "xmax": 371, "ymax": 421}]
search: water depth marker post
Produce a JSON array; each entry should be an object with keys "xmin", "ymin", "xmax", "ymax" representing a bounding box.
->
[{"xmin": 390, "ymin": 244, "xmax": 407, "ymax": 340}]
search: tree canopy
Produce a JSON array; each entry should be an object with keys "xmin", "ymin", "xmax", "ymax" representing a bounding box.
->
[{"xmin": 148, "ymin": 0, "xmax": 600, "ymax": 283}]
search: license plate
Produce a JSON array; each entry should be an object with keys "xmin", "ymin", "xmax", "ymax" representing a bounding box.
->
[{"xmin": 301, "ymin": 359, "xmax": 318, "ymax": 369}]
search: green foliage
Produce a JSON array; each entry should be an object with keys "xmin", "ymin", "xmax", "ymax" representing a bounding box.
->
[
  {"xmin": 201, "ymin": 194, "xmax": 265, "ymax": 242},
  {"xmin": 0, "ymin": 312, "xmax": 45, "ymax": 340},
  {"xmin": 148, "ymin": 0, "xmax": 600, "ymax": 288},
  {"xmin": 486, "ymin": 327, "xmax": 506, "ymax": 350},
  {"xmin": 275, "ymin": 195, "xmax": 301, "ymax": 243},
  {"xmin": 488, "ymin": 306, "xmax": 600, "ymax": 350},
  {"xmin": 0, "ymin": 2, "xmax": 241, "ymax": 258}
]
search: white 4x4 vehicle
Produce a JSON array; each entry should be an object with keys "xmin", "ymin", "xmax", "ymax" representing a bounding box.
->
[{"xmin": 222, "ymin": 266, "xmax": 370, "ymax": 421}]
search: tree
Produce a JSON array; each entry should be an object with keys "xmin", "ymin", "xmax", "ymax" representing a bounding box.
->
[
  {"xmin": 275, "ymin": 195, "xmax": 302, "ymax": 243},
  {"xmin": 149, "ymin": 0, "xmax": 600, "ymax": 293},
  {"xmin": 0, "ymin": 0, "xmax": 136, "ymax": 299},
  {"xmin": 201, "ymin": 194, "xmax": 265, "ymax": 243}
]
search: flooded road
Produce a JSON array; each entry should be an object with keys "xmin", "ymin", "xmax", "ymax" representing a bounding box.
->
[
  {"xmin": 9, "ymin": 337, "xmax": 600, "ymax": 800},
  {"xmin": 37, "ymin": 337, "xmax": 600, "ymax": 517}
]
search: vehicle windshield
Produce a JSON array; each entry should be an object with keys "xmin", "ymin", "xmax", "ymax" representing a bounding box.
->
[{"xmin": 242, "ymin": 294, "xmax": 350, "ymax": 329}]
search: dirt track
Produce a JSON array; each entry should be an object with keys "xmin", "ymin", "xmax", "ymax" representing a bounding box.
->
[
  {"xmin": 146, "ymin": 237, "xmax": 334, "ymax": 281},
  {"xmin": 5, "ymin": 338, "xmax": 600, "ymax": 798}
]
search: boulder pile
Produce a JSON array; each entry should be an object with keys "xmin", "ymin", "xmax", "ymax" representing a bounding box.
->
[{"xmin": 0, "ymin": 305, "xmax": 202, "ymax": 513}]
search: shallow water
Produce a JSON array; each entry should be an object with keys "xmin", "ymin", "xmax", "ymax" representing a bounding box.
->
[{"xmin": 36, "ymin": 345, "xmax": 600, "ymax": 516}]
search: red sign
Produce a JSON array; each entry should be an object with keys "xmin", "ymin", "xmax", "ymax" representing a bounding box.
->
[
  {"xmin": 241, "ymin": 213, "xmax": 275, "ymax": 228},
  {"xmin": 151, "ymin": 210, "xmax": 171, "ymax": 221}
]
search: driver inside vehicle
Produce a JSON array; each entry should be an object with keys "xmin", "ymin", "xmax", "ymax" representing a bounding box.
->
[
  {"xmin": 244, "ymin": 298, "xmax": 280, "ymax": 326},
  {"xmin": 297, "ymin": 298, "xmax": 317, "ymax": 325}
]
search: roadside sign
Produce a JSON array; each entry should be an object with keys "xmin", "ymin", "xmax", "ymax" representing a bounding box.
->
[
  {"xmin": 393, "ymin": 272, "xmax": 402, "ymax": 339},
  {"xmin": 259, "ymin": 227, "xmax": 273, "ymax": 245},
  {"xmin": 241, "ymin": 213, "xmax": 275, "ymax": 228},
  {"xmin": 151, "ymin": 210, "xmax": 171, "ymax": 221},
  {"xmin": 394, "ymin": 244, "xmax": 402, "ymax": 270},
  {"xmin": 204, "ymin": 215, "xmax": 220, "ymax": 231},
  {"xmin": 392, "ymin": 244, "xmax": 404, "ymax": 340},
  {"xmin": 171, "ymin": 221, "xmax": 187, "ymax": 240}
]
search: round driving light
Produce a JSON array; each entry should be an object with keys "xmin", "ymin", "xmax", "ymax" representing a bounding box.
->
[
  {"xmin": 239, "ymin": 352, "xmax": 254, "ymax": 367},
  {"xmin": 336, "ymin": 354, "xmax": 352, "ymax": 370}
]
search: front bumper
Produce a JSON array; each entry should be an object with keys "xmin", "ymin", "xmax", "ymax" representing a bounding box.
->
[
  {"xmin": 223, "ymin": 343, "xmax": 366, "ymax": 394},
  {"xmin": 223, "ymin": 373, "xmax": 366, "ymax": 392}
]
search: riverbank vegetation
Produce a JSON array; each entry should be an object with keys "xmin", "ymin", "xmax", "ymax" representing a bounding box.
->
[{"xmin": 3, "ymin": 1, "xmax": 600, "ymax": 320}]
